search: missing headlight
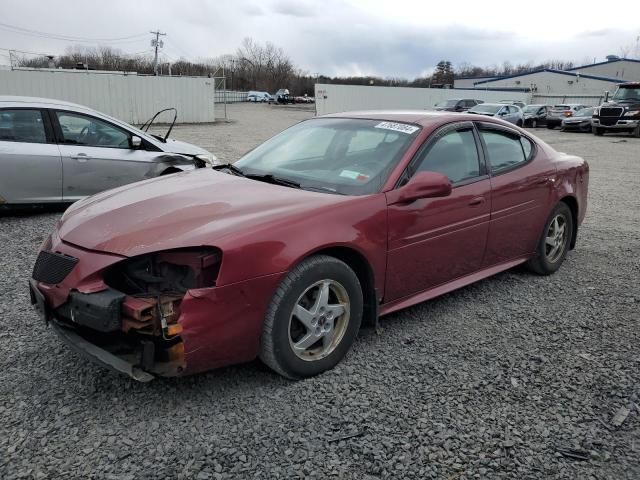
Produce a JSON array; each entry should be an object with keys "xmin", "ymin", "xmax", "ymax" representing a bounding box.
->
[{"xmin": 104, "ymin": 247, "xmax": 222, "ymax": 296}]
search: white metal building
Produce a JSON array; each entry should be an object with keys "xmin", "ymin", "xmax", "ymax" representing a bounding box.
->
[
  {"xmin": 567, "ymin": 57, "xmax": 640, "ymax": 81},
  {"xmin": 453, "ymin": 76, "xmax": 497, "ymax": 89},
  {"xmin": 0, "ymin": 68, "xmax": 216, "ymax": 124},
  {"xmin": 471, "ymin": 69, "xmax": 625, "ymax": 96}
]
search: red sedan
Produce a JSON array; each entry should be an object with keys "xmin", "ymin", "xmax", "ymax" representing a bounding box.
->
[{"xmin": 29, "ymin": 111, "xmax": 589, "ymax": 381}]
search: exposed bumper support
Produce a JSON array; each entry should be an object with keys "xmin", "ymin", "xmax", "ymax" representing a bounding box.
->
[{"xmin": 50, "ymin": 320, "xmax": 155, "ymax": 382}]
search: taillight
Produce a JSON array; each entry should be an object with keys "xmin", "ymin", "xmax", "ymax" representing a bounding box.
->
[{"xmin": 564, "ymin": 111, "xmax": 573, "ymax": 117}]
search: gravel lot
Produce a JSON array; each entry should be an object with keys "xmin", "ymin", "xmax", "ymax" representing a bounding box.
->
[{"xmin": 1, "ymin": 103, "xmax": 639, "ymax": 479}]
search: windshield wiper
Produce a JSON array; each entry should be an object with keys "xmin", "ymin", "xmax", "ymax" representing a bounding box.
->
[
  {"xmin": 212, "ymin": 163, "xmax": 246, "ymax": 177},
  {"xmin": 245, "ymin": 173, "xmax": 301, "ymax": 189}
]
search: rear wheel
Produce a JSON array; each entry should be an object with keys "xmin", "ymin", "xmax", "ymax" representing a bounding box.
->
[
  {"xmin": 527, "ymin": 202, "xmax": 573, "ymax": 275},
  {"xmin": 531, "ymin": 119, "xmax": 538, "ymax": 128},
  {"xmin": 593, "ymin": 126, "xmax": 605, "ymax": 136},
  {"xmin": 547, "ymin": 123, "xmax": 555, "ymax": 129},
  {"xmin": 259, "ymin": 255, "xmax": 363, "ymax": 379},
  {"xmin": 516, "ymin": 119, "xmax": 523, "ymax": 127}
]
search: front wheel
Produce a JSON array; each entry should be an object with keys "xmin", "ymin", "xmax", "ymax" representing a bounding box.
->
[
  {"xmin": 531, "ymin": 119, "xmax": 537, "ymax": 128},
  {"xmin": 516, "ymin": 120, "xmax": 523, "ymax": 127},
  {"xmin": 547, "ymin": 124, "xmax": 555, "ymax": 129},
  {"xmin": 527, "ymin": 202, "xmax": 573, "ymax": 275},
  {"xmin": 259, "ymin": 255, "xmax": 363, "ymax": 379},
  {"xmin": 593, "ymin": 126, "xmax": 605, "ymax": 136}
]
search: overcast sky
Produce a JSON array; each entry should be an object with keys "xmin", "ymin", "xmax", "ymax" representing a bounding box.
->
[{"xmin": 1, "ymin": 0, "xmax": 639, "ymax": 77}]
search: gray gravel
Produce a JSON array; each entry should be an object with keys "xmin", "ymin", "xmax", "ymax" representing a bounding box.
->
[{"xmin": 1, "ymin": 104, "xmax": 639, "ymax": 479}]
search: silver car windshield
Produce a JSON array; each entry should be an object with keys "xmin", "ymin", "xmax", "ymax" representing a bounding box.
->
[{"xmin": 234, "ymin": 118, "xmax": 420, "ymax": 195}]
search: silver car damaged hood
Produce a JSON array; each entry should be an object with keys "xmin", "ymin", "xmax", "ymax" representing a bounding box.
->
[{"xmin": 161, "ymin": 138, "xmax": 214, "ymax": 158}]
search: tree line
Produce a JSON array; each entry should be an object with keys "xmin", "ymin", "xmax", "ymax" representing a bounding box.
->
[{"xmin": 15, "ymin": 38, "xmax": 582, "ymax": 94}]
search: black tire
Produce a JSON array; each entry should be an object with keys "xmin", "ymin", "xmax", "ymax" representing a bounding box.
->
[
  {"xmin": 531, "ymin": 119, "xmax": 537, "ymax": 128},
  {"xmin": 516, "ymin": 120, "xmax": 523, "ymax": 127},
  {"xmin": 527, "ymin": 202, "xmax": 574, "ymax": 275},
  {"xmin": 259, "ymin": 255, "xmax": 363, "ymax": 379},
  {"xmin": 633, "ymin": 124, "xmax": 640, "ymax": 138},
  {"xmin": 593, "ymin": 126, "xmax": 604, "ymax": 136},
  {"xmin": 546, "ymin": 124, "xmax": 555, "ymax": 129},
  {"xmin": 559, "ymin": 125, "xmax": 565, "ymax": 131}
]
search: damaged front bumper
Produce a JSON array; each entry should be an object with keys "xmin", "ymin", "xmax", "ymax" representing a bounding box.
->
[
  {"xmin": 50, "ymin": 319, "xmax": 155, "ymax": 382},
  {"xmin": 29, "ymin": 278, "xmax": 185, "ymax": 381}
]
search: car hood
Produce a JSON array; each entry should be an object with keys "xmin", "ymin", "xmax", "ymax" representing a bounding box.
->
[
  {"xmin": 161, "ymin": 138, "xmax": 213, "ymax": 157},
  {"xmin": 58, "ymin": 169, "xmax": 351, "ymax": 257}
]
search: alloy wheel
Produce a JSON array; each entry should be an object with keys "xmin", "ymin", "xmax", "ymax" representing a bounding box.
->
[
  {"xmin": 288, "ymin": 279, "xmax": 350, "ymax": 361},
  {"xmin": 545, "ymin": 214, "xmax": 568, "ymax": 263}
]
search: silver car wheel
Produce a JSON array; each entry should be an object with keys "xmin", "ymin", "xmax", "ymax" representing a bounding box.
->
[
  {"xmin": 545, "ymin": 214, "xmax": 567, "ymax": 263},
  {"xmin": 288, "ymin": 279, "xmax": 350, "ymax": 361}
]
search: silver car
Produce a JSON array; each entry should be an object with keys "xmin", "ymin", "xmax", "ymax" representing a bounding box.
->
[
  {"xmin": 0, "ymin": 96, "xmax": 216, "ymax": 208},
  {"xmin": 467, "ymin": 103, "xmax": 524, "ymax": 126}
]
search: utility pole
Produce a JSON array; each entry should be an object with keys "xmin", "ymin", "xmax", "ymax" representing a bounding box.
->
[{"xmin": 150, "ymin": 30, "xmax": 166, "ymax": 76}]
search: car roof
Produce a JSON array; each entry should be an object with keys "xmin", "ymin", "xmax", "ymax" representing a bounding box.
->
[
  {"xmin": 0, "ymin": 95, "xmax": 95, "ymax": 112},
  {"xmin": 317, "ymin": 110, "xmax": 515, "ymax": 127}
]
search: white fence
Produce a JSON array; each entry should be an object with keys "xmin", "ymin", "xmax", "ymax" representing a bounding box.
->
[
  {"xmin": 314, "ymin": 84, "xmax": 531, "ymax": 115},
  {"xmin": 0, "ymin": 68, "xmax": 215, "ymax": 124}
]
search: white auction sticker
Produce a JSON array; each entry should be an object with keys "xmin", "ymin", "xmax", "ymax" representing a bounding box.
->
[
  {"xmin": 374, "ymin": 121, "xmax": 420, "ymax": 135},
  {"xmin": 339, "ymin": 170, "xmax": 370, "ymax": 181}
]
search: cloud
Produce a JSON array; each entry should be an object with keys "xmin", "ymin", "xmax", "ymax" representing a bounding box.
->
[
  {"xmin": 272, "ymin": 1, "xmax": 315, "ymax": 17},
  {"xmin": 0, "ymin": 0, "xmax": 637, "ymax": 78}
]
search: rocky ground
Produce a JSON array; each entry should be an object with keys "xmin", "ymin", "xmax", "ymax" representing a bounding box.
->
[{"xmin": 1, "ymin": 103, "xmax": 638, "ymax": 479}]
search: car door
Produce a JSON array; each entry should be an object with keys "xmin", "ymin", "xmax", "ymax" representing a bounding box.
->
[
  {"xmin": 385, "ymin": 122, "xmax": 491, "ymax": 301},
  {"xmin": 0, "ymin": 108, "xmax": 62, "ymax": 204},
  {"xmin": 478, "ymin": 123, "xmax": 556, "ymax": 265},
  {"xmin": 537, "ymin": 107, "xmax": 547, "ymax": 125},
  {"xmin": 52, "ymin": 110, "xmax": 162, "ymax": 201}
]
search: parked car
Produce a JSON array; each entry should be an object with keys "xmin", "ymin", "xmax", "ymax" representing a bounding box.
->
[
  {"xmin": 246, "ymin": 91, "xmax": 270, "ymax": 102},
  {"xmin": 498, "ymin": 100, "xmax": 526, "ymax": 108},
  {"xmin": 433, "ymin": 99, "xmax": 483, "ymax": 112},
  {"xmin": 468, "ymin": 103, "xmax": 524, "ymax": 126},
  {"xmin": 546, "ymin": 104, "xmax": 586, "ymax": 129},
  {"xmin": 561, "ymin": 107, "xmax": 595, "ymax": 132},
  {"xmin": 592, "ymin": 82, "xmax": 640, "ymax": 137},
  {"xmin": 522, "ymin": 104, "xmax": 550, "ymax": 128},
  {"xmin": 0, "ymin": 96, "xmax": 216, "ymax": 209},
  {"xmin": 293, "ymin": 94, "xmax": 314, "ymax": 104},
  {"xmin": 275, "ymin": 88, "xmax": 294, "ymax": 104},
  {"xmin": 30, "ymin": 111, "xmax": 589, "ymax": 381}
]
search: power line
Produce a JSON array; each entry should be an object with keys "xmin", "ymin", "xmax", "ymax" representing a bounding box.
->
[{"xmin": 0, "ymin": 21, "xmax": 148, "ymax": 44}]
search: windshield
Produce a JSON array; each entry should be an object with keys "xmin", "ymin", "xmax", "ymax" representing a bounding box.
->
[
  {"xmin": 552, "ymin": 105, "xmax": 570, "ymax": 111},
  {"xmin": 469, "ymin": 104, "xmax": 501, "ymax": 114},
  {"xmin": 436, "ymin": 100, "xmax": 458, "ymax": 107},
  {"xmin": 575, "ymin": 107, "xmax": 595, "ymax": 117},
  {"xmin": 612, "ymin": 86, "xmax": 640, "ymax": 102},
  {"xmin": 522, "ymin": 105, "xmax": 542, "ymax": 113},
  {"xmin": 234, "ymin": 118, "xmax": 420, "ymax": 195}
]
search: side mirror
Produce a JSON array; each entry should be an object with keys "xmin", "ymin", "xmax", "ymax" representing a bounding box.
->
[
  {"xmin": 130, "ymin": 135, "xmax": 142, "ymax": 149},
  {"xmin": 388, "ymin": 171, "xmax": 452, "ymax": 205}
]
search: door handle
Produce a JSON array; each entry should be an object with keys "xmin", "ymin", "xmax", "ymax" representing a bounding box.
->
[
  {"xmin": 468, "ymin": 196, "xmax": 485, "ymax": 206},
  {"xmin": 71, "ymin": 153, "xmax": 91, "ymax": 162}
]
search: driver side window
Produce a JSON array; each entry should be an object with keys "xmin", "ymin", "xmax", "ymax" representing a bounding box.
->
[
  {"xmin": 55, "ymin": 111, "xmax": 131, "ymax": 149},
  {"xmin": 414, "ymin": 129, "xmax": 481, "ymax": 184}
]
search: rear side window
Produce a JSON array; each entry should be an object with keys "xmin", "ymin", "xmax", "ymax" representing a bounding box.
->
[
  {"xmin": 415, "ymin": 129, "xmax": 481, "ymax": 183},
  {"xmin": 480, "ymin": 130, "xmax": 530, "ymax": 173},
  {"xmin": 0, "ymin": 109, "xmax": 47, "ymax": 144}
]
